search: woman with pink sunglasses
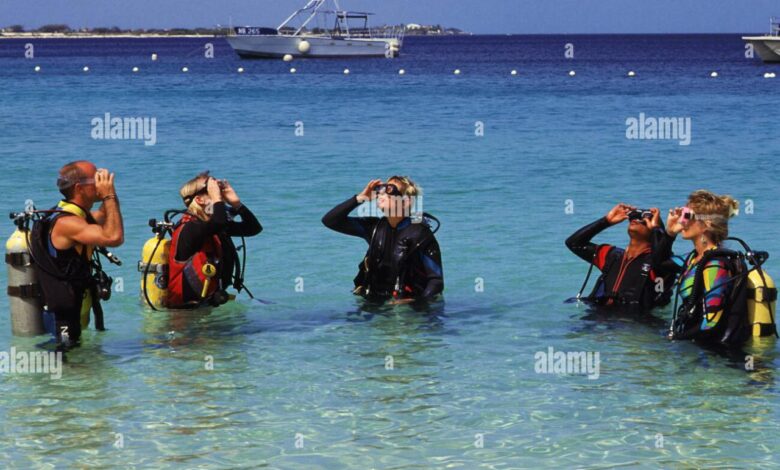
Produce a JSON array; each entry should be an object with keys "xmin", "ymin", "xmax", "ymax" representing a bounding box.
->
[{"xmin": 661, "ymin": 190, "xmax": 744, "ymax": 344}]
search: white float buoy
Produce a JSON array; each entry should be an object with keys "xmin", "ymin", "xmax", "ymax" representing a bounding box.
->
[
  {"xmin": 237, "ymin": 67, "xmax": 244, "ymax": 73},
  {"xmin": 82, "ymin": 66, "xmax": 89, "ymax": 73},
  {"xmin": 290, "ymin": 67, "xmax": 297, "ymax": 74},
  {"xmin": 151, "ymin": 53, "xmax": 158, "ymax": 61},
  {"xmin": 569, "ymin": 70, "xmax": 576, "ymax": 77},
  {"xmin": 34, "ymin": 65, "xmax": 41, "ymax": 72},
  {"xmin": 398, "ymin": 69, "xmax": 405, "ymax": 75},
  {"xmin": 710, "ymin": 71, "xmax": 718, "ymax": 78},
  {"xmin": 132, "ymin": 66, "xmax": 139, "ymax": 73},
  {"xmin": 511, "ymin": 70, "xmax": 518, "ymax": 76},
  {"xmin": 283, "ymin": 54, "xmax": 294, "ymax": 62},
  {"xmin": 627, "ymin": 70, "xmax": 636, "ymax": 77},
  {"xmin": 182, "ymin": 66, "xmax": 189, "ymax": 73},
  {"xmin": 297, "ymin": 40, "xmax": 311, "ymax": 54},
  {"xmin": 454, "ymin": 69, "xmax": 461, "ymax": 75},
  {"xmin": 343, "ymin": 68, "xmax": 350, "ymax": 75},
  {"xmin": 763, "ymin": 72, "xmax": 776, "ymax": 79}
]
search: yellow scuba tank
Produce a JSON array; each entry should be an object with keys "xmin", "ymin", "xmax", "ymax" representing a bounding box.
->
[
  {"xmin": 747, "ymin": 269, "xmax": 777, "ymax": 337},
  {"xmin": 5, "ymin": 228, "xmax": 44, "ymax": 336},
  {"xmin": 139, "ymin": 235, "xmax": 170, "ymax": 310}
]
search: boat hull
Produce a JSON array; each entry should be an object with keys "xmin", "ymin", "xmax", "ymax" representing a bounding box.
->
[
  {"xmin": 742, "ymin": 36, "xmax": 780, "ymax": 62},
  {"xmin": 226, "ymin": 35, "xmax": 400, "ymax": 59}
]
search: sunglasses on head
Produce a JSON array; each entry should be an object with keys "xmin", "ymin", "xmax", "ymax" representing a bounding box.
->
[
  {"xmin": 628, "ymin": 209, "xmax": 653, "ymax": 222},
  {"xmin": 376, "ymin": 183, "xmax": 402, "ymax": 196}
]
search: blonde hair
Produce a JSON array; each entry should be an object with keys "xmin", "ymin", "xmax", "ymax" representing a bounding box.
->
[
  {"xmin": 180, "ymin": 173, "xmax": 210, "ymax": 221},
  {"xmin": 687, "ymin": 189, "xmax": 739, "ymax": 244}
]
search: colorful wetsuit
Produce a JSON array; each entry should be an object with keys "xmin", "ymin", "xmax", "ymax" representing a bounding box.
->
[{"xmin": 677, "ymin": 249, "xmax": 730, "ymax": 332}]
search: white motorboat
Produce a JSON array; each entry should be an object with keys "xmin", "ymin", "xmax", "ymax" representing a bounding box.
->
[
  {"xmin": 226, "ymin": 0, "xmax": 403, "ymax": 59},
  {"xmin": 743, "ymin": 17, "xmax": 780, "ymax": 63}
]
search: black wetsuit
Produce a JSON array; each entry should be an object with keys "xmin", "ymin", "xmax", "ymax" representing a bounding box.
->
[
  {"xmin": 31, "ymin": 206, "xmax": 94, "ymax": 344},
  {"xmin": 566, "ymin": 217, "xmax": 678, "ymax": 313},
  {"xmin": 175, "ymin": 203, "xmax": 262, "ymax": 292},
  {"xmin": 322, "ymin": 195, "xmax": 444, "ymax": 301}
]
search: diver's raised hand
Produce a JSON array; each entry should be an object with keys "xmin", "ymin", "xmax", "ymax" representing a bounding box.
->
[
  {"xmin": 648, "ymin": 208, "xmax": 662, "ymax": 229},
  {"xmin": 221, "ymin": 180, "xmax": 241, "ymax": 207},
  {"xmin": 207, "ymin": 177, "xmax": 223, "ymax": 202},
  {"xmin": 605, "ymin": 203, "xmax": 634, "ymax": 225},
  {"xmin": 666, "ymin": 207, "xmax": 684, "ymax": 236},
  {"xmin": 357, "ymin": 179, "xmax": 383, "ymax": 203},
  {"xmin": 95, "ymin": 169, "xmax": 115, "ymax": 199}
]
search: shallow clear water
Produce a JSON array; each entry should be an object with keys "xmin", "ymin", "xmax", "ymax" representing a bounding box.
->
[{"xmin": 0, "ymin": 35, "xmax": 778, "ymax": 468}]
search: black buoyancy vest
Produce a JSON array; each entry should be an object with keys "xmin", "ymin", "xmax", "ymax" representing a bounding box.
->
[
  {"xmin": 672, "ymin": 249, "xmax": 750, "ymax": 346},
  {"xmin": 354, "ymin": 219, "xmax": 435, "ymax": 299},
  {"xmin": 29, "ymin": 203, "xmax": 95, "ymax": 315},
  {"xmin": 589, "ymin": 246, "xmax": 671, "ymax": 312}
]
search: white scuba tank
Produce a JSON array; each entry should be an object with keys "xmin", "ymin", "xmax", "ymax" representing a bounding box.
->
[{"xmin": 5, "ymin": 228, "xmax": 44, "ymax": 336}]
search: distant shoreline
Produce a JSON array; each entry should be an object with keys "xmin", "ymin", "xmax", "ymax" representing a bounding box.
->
[
  {"xmin": 0, "ymin": 33, "xmax": 219, "ymax": 39},
  {"xmin": 0, "ymin": 24, "xmax": 468, "ymax": 39},
  {"xmin": 0, "ymin": 32, "xmax": 754, "ymax": 40}
]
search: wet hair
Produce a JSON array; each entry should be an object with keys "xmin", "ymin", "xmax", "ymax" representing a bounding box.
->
[
  {"xmin": 387, "ymin": 175, "xmax": 421, "ymax": 197},
  {"xmin": 687, "ymin": 189, "xmax": 739, "ymax": 245},
  {"xmin": 179, "ymin": 171, "xmax": 211, "ymax": 221},
  {"xmin": 57, "ymin": 161, "xmax": 90, "ymax": 199},
  {"xmin": 385, "ymin": 175, "xmax": 422, "ymax": 218}
]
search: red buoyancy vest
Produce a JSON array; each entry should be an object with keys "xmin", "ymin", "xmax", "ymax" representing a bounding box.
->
[{"xmin": 167, "ymin": 214, "xmax": 223, "ymax": 308}]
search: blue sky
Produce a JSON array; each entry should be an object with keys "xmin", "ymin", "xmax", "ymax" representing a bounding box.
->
[{"xmin": 1, "ymin": 0, "xmax": 777, "ymax": 34}]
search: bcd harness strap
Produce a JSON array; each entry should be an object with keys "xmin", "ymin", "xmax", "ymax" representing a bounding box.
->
[
  {"xmin": 5, "ymin": 252, "xmax": 31, "ymax": 266},
  {"xmin": 137, "ymin": 261, "xmax": 168, "ymax": 274},
  {"xmin": 57, "ymin": 200, "xmax": 88, "ymax": 219},
  {"xmin": 7, "ymin": 284, "xmax": 40, "ymax": 298},
  {"xmin": 748, "ymin": 286, "xmax": 778, "ymax": 303}
]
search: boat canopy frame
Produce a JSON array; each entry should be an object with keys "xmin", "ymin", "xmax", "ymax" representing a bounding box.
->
[{"xmin": 277, "ymin": 0, "xmax": 375, "ymax": 38}]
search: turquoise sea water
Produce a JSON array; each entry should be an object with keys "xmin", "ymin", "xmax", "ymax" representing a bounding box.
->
[{"xmin": 0, "ymin": 35, "xmax": 778, "ymax": 468}]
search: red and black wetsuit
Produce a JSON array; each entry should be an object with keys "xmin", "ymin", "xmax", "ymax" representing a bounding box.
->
[
  {"xmin": 168, "ymin": 203, "xmax": 261, "ymax": 308},
  {"xmin": 566, "ymin": 217, "xmax": 677, "ymax": 313}
]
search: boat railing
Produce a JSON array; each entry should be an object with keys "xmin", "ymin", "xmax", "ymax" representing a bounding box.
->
[
  {"xmin": 334, "ymin": 27, "xmax": 372, "ymax": 38},
  {"xmin": 371, "ymin": 25, "xmax": 405, "ymax": 43},
  {"xmin": 331, "ymin": 25, "xmax": 404, "ymax": 43},
  {"xmin": 772, "ymin": 17, "xmax": 780, "ymax": 36}
]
